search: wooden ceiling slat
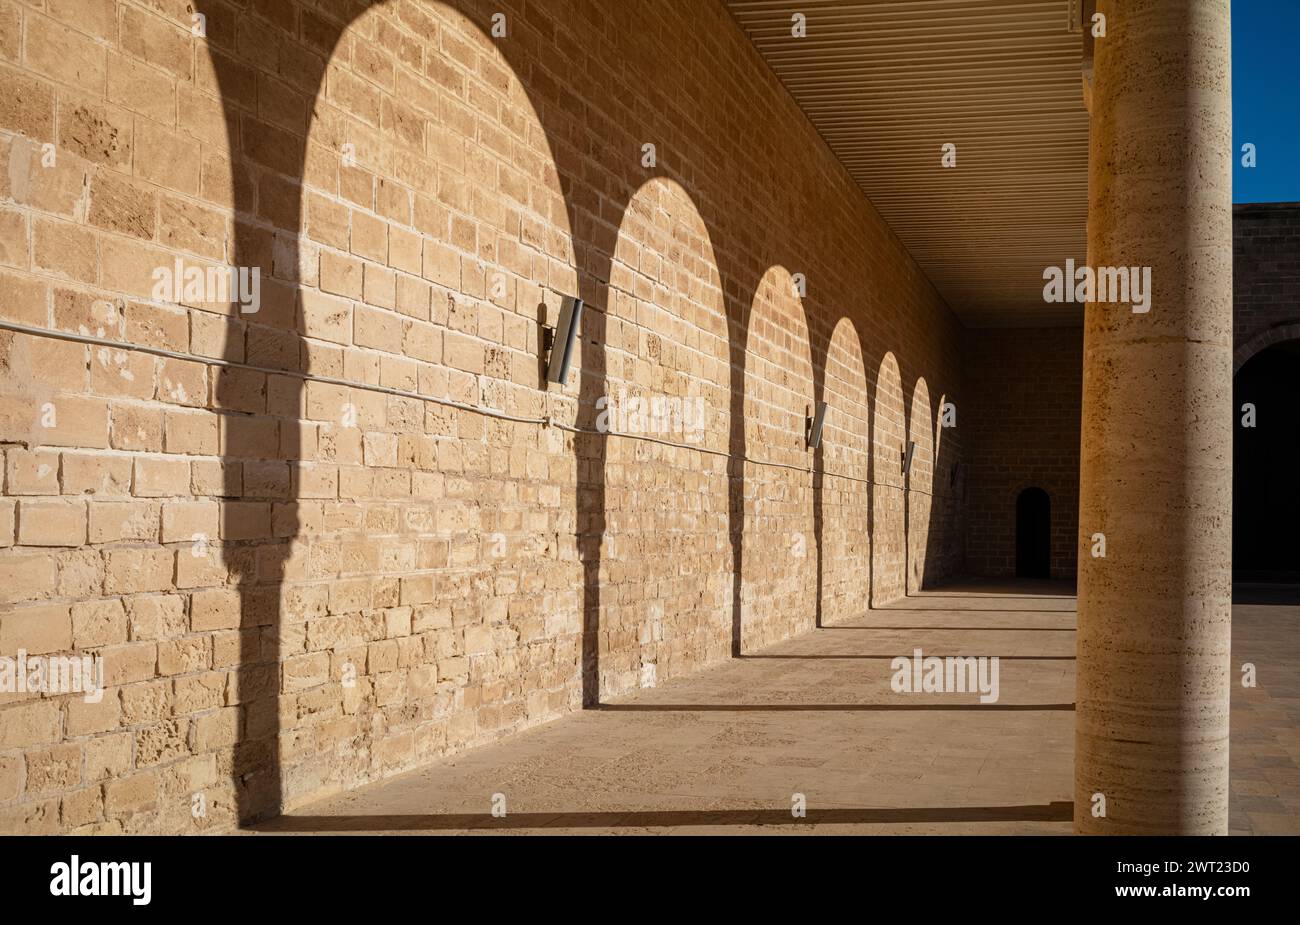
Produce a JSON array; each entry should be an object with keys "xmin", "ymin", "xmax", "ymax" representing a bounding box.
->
[{"xmin": 725, "ymin": 0, "xmax": 1089, "ymax": 326}]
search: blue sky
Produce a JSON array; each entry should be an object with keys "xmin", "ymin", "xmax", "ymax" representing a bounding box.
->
[{"xmin": 1233, "ymin": 1, "xmax": 1300, "ymax": 203}]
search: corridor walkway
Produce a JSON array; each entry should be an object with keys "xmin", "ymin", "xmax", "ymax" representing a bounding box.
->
[
  {"xmin": 258, "ymin": 582, "xmax": 1300, "ymax": 835},
  {"xmin": 1229, "ymin": 586, "xmax": 1300, "ymax": 835}
]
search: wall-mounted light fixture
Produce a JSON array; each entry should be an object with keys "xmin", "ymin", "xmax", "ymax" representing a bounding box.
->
[
  {"xmin": 806, "ymin": 401, "xmax": 828, "ymax": 450},
  {"xmin": 545, "ymin": 295, "xmax": 584, "ymax": 385},
  {"xmin": 902, "ymin": 440, "xmax": 916, "ymax": 476}
]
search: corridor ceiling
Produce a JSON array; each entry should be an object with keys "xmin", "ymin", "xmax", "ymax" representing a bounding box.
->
[{"xmin": 726, "ymin": 0, "xmax": 1090, "ymax": 327}]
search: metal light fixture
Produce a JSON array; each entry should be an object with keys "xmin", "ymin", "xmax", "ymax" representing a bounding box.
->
[
  {"xmin": 545, "ymin": 295, "xmax": 583, "ymax": 385},
  {"xmin": 806, "ymin": 401, "xmax": 828, "ymax": 450},
  {"xmin": 902, "ymin": 440, "xmax": 916, "ymax": 475}
]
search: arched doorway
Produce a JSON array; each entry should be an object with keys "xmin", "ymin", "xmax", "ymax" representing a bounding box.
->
[
  {"xmin": 1233, "ymin": 339, "xmax": 1300, "ymax": 582},
  {"xmin": 1015, "ymin": 487, "xmax": 1051, "ymax": 579}
]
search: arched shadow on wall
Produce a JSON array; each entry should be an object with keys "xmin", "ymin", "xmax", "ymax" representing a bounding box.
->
[
  {"xmin": 598, "ymin": 177, "xmax": 730, "ymax": 696},
  {"xmin": 192, "ymin": 0, "xmax": 605, "ymax": 824},
  {"xmin": 906, "ymin": 376, "xmax": 933, "ymax": 593},
  {"xmin": 871, "ymin": 352, "xmax": 905, "ymax": 605},
  {"xmin": 191, "ymin": 0, "xmax": 968, "ymax": 827},
  {"xmin": 193, "ymin": 0, "xmax": 831, "ymax": 824},
  {"xmin": 738, "ymin": 267, "xmax": 817, "ymax": 652},
  {"xmin": 816, "ymin": 316, "xmax": 871, "ymax": 626}
]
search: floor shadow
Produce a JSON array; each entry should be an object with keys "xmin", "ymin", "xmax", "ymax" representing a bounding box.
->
[
  {"xmin": 823, "ymin": 626, "xmax": 1076, "ymax": 632},
  {"xmin": 874, "ymin": 606, "xmax": 1077, "ymax": 614},
  {"xmin": 915, "ymin": 593, "xmax": 1077, "ymax": 600},
  {"xmin": 593, "ymin": 702, "xmax": 1076, "ymax": 712},
  {"xmin": 1232, "ymin": 583, "xmax": 1300, "ymax": 605},
  {"xmin": 917, "ymin": 580, "xmax": 1078, "ymax": 598},
  {"xmin": 257, "ymin": 801, "xmax": 1075, "ymax": 832},
  {"xmin": 737, "ymin": 654, "xmax": 1075, "ymax": 661}
]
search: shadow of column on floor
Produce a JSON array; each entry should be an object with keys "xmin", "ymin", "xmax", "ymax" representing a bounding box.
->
[
  {"xmin": 593, "ymin": 702, "xmax": 1075, "ymax": 712},
  {"xmin": 256, "ymin": 801, "xmax": 1075, "ymax": 832}
]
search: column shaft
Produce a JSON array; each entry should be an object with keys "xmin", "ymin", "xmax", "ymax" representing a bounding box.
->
[{"xmin": 1075, "ymin": 0, "xmax": 1234, "ymax": 835}]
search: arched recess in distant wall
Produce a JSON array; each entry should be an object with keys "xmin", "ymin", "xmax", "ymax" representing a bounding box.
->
[
  {"xmin": 600, "ymin": 178, "xmax": 730, "ymax": 698},
  {"xmin": 1015, "ymin": 487, "xmax": 1052, "ymax": 579},
  {"xmin": 742, "ymin": 267, "xmax": 815, "ymax": 651},
  {"xmin": 819, "ymin": 317, "xmax": 871, "ymax": 625},
  {"xmin": 871, "ymin": 352, "xmax": 906, "ymax": 604},
  {"xmin": 1233, "ymin": 338, "xmax": 1300, "ymax": 580}
]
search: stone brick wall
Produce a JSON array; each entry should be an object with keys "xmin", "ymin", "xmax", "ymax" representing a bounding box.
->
[
  {"xmin": 0, "ymin": 0, "xmax": 965, "ymax": 834},
  {"xmin": 965, "ymin": 327, "xmax": 1081, "ymax": 580},
  {"xmin": 1233, "ymin": 202, "xmax": 1300, "ymax": 369}
]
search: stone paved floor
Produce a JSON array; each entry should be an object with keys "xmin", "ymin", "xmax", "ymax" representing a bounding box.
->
[
  {"xmin": 1228, "ymin": 586, "xmax": 1300, "ymax": 835},
  {"xmin": 258, "ymin": 581, "xmax": 1300, "ymax": 835}
]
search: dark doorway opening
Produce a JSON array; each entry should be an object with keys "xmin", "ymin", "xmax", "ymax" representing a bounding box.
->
[
  {"xmin": 1015, "ymin": 487, "xmax": 1051, "ymax": 579},
  {"xmin": 1233, "ymin": 339, "xmax": 1300, "ymax": 582}
]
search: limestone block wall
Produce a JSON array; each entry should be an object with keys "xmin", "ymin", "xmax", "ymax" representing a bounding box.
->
[
  {"xmin": 1233, "ymin": 202, "xmax": 1300, "ymax": 368},
  {"xmin": 0, "ymin": 0, "xmax": 964, "ymax": 834},
  {"xmin": 965, "ymin": 327, "xmax": 1082, "ymax": 579}
]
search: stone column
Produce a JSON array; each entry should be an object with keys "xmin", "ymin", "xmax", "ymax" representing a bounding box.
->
[{"xmin": 1075, "ymin": 0, "xmax": 1233, "ymax": 835}]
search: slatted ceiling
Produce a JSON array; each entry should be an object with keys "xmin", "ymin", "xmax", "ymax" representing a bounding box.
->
[{"xmin": 726, "ymin": 0, "xmax": 1089, "ymax": 327}]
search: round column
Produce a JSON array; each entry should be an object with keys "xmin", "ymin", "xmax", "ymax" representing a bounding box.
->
[{"xmin": 1075, "ymin": 0, "xmax": 1234, "ymax": 835}]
